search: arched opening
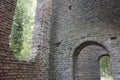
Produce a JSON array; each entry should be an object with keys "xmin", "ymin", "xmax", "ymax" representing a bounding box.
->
[
  {"xmin": 73, "ymin": 41, "xmax": 112, "ymax": 80},
  {"xmin": 99, "ymin": 55, "xmax": 113, "ymax": 80},
  {"xmin": 9, "ymin": 0, "xmax": 37, "ymax": 60}
]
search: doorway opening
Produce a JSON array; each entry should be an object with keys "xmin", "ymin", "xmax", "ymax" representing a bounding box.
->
[{"xmin": 99, "ymin": 55, "xmax": 113, "ymax": 80}]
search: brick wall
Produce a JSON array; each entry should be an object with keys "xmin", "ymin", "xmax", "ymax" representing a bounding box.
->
[
  {"xmin": 1, "ymin": 0, "xmax": 120, "ymax": 80},
  {"xmin": 73, "ymin": 44, "xmax": 108, "ymax": 80},
  {"xmin": 0, "ymin": 0, "xmax": 51, "ymax": 80},
  {"xmin": 0, "ymin": 0, "xmax": 52, "ymax": 79},
  {"xmin": 0, "ymin": 0, "xmax": 35, "ymax": 79},
  {"xmin": 49, "ymin": 0, "xmax": 120, "ymax": 80}
]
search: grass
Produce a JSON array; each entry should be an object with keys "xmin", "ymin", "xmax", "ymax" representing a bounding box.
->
[{"xmin": 101, "ymin": 76, "xmax": 113, "ymax": 80}]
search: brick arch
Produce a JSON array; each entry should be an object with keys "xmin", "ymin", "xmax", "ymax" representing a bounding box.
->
[
  {"xmin": 73, "ymin": 41, "xmax": 108, "ymax": 57},
  {"xmin": 72, "ymin": 41, "xmax": 110, "ymax": 80},
  {"xmin": 98, "ymin": 54, "xmax": 110, "ymax": 62}
]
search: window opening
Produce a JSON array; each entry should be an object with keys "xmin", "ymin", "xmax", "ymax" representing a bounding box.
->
[{"xmin": 9, "ymin": 0, "xmax": 37, "ymax": 60}]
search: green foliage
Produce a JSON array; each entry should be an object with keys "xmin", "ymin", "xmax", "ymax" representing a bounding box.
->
[
  {"xmin": 99, "ymin": 56, "xmax": 112, "ymax": 76},
  {"xmin": 10, "ymin": 0, "xmax": 36, "ymax": 60},
  {"xmin": 10, "ymin": 0, "xmax": 24, "ymax": 58}
]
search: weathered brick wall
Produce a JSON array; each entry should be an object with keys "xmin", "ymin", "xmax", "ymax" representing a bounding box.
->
[
  {"xmin": 1, "ymin": 0, "xmax": 120, "ymax": 80},
  {"xmin": 28, "ymin": 0, "xmax": 52, "ymax": 80},
  {"xmin": 0, "ymin": 0, "xmax": 51, "ymax": 80},
  {"xmin": 49, "ymin": 0, "xmax": 120, "ymax": 80},
  {"xmin": 0, "ymin": 0, "xmax": 52, "ymax": 80},
  {"xmin": 0, "ymin": 0, "xmax": 36, "ymax": 80}
]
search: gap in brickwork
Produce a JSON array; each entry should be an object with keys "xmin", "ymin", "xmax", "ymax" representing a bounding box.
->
[
  {"xmin": 9, "ymin": 0, "xmax": 37, "ymax": 60},
  {"xmin": 69, "ymin": 5, "xmax": 72, "ymax": 10},
  {"xmin": 99, "ymin": 55, "xmax": 113, "ymax": 80},
  {"xmin": 111, "ymin": 37, "xmax": 117, "ymax": 40}
]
